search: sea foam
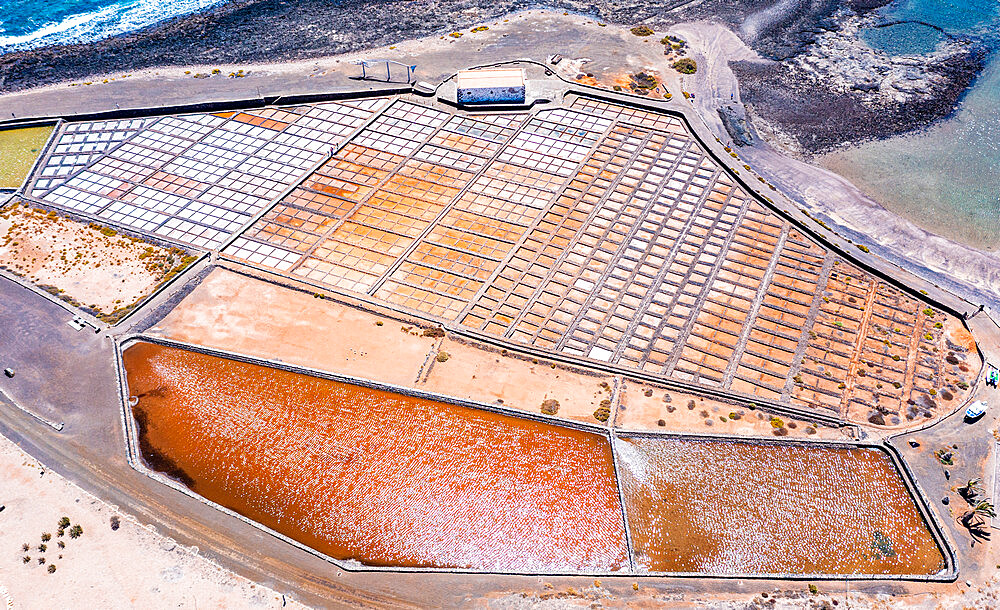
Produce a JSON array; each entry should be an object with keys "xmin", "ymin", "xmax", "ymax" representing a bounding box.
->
[{"xmin": 0, "ymin": 0, "xmax": 227, "ymax": 53}]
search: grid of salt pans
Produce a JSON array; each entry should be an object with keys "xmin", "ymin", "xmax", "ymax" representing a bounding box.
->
[
  {"xmin": 31, "ymin": 99, "xmax": 387, "ymax": 250},
  {"xmin": 30, "ymin": 118, "xmax": 157, "ymax": 195},
  {"xmin": 224, "ymin": 104, "xmax": 613, "ymax": 318},
  {"xmin": 225, "ymin": 100, "xmax": 455, "ymax": 291}
]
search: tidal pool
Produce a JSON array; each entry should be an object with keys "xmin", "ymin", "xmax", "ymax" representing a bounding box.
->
[
  {"xmin": 122, "ymin": 341, "xmax": 629, "ymax": 572},
  {"xmin": 616, "ymin": 436, "xmax": 946, "ymax": 575}
]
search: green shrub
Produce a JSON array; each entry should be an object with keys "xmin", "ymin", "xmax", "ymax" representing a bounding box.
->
[
  {"xmin": 631, "ymin": 25, "xmax": 654, "ymax": 36},
  {"xmin": 672, "ymin": 58, "xmax": 697, "ymax": 74}
]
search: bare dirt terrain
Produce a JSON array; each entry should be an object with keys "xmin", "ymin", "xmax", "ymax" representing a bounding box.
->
[
  {"xmin": 616, "ymin": 379, "xmax": 847, "ymax": 440},
  {"xmin": 0, "ymin": 201, "xmax": 194, "ymax": 320},
  {"xmin": 148, "ymin": 267, "xmax": 621, "ymax": 425},
  {"xmin": 149, "ymin": 266, "xmax": 850, "ymax": 435},
  {"xmin": 0, "ymin": 432, "xmax": 300, "ymax": 609}
]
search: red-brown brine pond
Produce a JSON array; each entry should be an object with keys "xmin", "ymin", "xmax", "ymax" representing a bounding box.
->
[
  {"xmin": 122, "ymin": 342, "xmax": 629, "ymax": 571},
  {"xmin": 615, "ymin": 436, "xmax": 945, "ymax": 575}
]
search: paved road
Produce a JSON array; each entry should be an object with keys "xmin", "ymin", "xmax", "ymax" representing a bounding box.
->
[
  {"xmin": 0, "ymin": 273, "xmax": 484, "ymax": 607},
  {"xmin": 0, "ymin": 279, "xmax": 108, "ymax": 426}
]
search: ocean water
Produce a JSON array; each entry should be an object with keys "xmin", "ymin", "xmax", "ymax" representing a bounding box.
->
[
  {"xmin": 0, "ymin": 0, "xmax": 227, "ymax": 53},
  {"xmin": 824, "ymin": 0, "xmax": 1000, "ymax": 250}
]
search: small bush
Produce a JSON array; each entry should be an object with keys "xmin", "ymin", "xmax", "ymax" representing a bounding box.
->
[
  {"xmin": 110, "ymin": 516, "xmax": 120, "ymax": 531},
  {"xmin": 922, "ymin": 308, "xmax": 935, "ymax": 317},
  {"xmin": 593, "ymin": 406, "xmax": 611, "ymax": 422},
  {"xmin": 48, "ymin": 564, "xmax": 56, "ymax": 573},
  {"xmin": 41, "ymin": 533, "xmax": 51, "ymax": 542},
  {"xmin": 68, "ymin": 525, "xmax": 83, "ymax": 539},
  {"xmin": 770, "ymin": 416, "xmax": 784, "ymax": 428},
  {"xmin": 422, "ymin": 326, "xmax": 446, "ymax": 338},
  {"xmin": 435, "ymin": 351, "xmax": 450, "ymax": 363},
  {"xmin": 631, "ymin": 25, "xmax": 654, "ymax": 36},
  {"xmin": 541, "ymin": 399, "xmax": 560, "ymax": 415},
  {"xmin": 856, "ymin": 244, "xmax": 870, "ymax": 253},
  {"xmin": 672, "ymin": 58, "xmax": 697, "ymax": 74},
  {"xmin": 808, "ymin": 584, "xmax": 819, "ymax": 594}
]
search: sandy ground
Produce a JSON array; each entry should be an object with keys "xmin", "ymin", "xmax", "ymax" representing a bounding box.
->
[
  {"xmin": 616, "ymin": 378, "xmax": 847, "ymax": 441},
  {"xmin": 149, "ymin": 266, "xmax": 620, "ymax": 426},
  {"xmin": 484, "ymin": 579, "xmax": 1000, "ymax": 609},
  {"xmin": 0, "ymin": 201, "xmax": 193, "ymax": 317},
  {"xmin": 0, "ymin": 432, "xmax": 301, "ymax": 609},
  {"xmin": 419, "ymin": 337, "xmax": 617, "ymax": 425}
]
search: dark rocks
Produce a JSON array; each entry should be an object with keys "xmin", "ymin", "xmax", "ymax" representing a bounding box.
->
[
  {"xmin": 733, "ymin": 43, "xmax": 985, "ymax": 154},
  {"xmin": 718, "ymin": 105, "xmax": 754, "ymax": 146},
  {"xmin": 848, "ymin": 0, "xmax": 893, "ymax": 11}
]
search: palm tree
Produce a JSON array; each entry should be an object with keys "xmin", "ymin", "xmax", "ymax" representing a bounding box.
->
[
  {"xmin": 958, "ymin": 478, "xmax": 983, "ymax": 503},
  {"xmin": 960, "ymin": 500, "xmax": 996, "ymax": 530}
]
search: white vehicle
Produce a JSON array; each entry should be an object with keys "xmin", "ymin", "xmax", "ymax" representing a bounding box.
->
[{"xmin": 965, "ymin": 400, "xmax": 987, "ymax": 420}]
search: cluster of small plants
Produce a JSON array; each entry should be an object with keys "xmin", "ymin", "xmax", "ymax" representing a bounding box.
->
[{"xmin": 19, "ymin": 516, "xmax": 85, "ymax": 575}]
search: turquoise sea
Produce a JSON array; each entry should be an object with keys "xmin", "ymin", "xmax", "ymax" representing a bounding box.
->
[
  {"xmin": 823, "ymin": 0, "xmax": 1000, "ymax": 250},
  {"xmin": 0, "ymin": 0, "xmax": 227, "ymax": 53}
]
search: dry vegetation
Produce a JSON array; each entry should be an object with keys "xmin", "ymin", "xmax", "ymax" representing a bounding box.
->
[{"xmin": 0, "ymin": 201, "xmax": 196, "ymax": 322}]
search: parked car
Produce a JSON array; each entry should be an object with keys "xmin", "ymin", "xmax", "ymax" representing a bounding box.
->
[{"xmin": 965, "ymin": 400, "xmax": 987, "ymax": 421}]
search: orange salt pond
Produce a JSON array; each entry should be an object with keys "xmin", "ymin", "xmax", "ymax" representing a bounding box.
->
[
  {"xmin": 616, "ymin": 436, "xmax": 946, "ymax": 575},
  {"xmin": 122, "ymin": 342, "xmax": 628, "ymax": 572}
]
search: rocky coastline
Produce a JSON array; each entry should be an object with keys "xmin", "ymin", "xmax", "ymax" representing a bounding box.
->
[
  {"xmin": 731, "ymin": 10, "xmax": 987, "ymax": 155},
  {"xmin": 0, "ymin": 0, "xmax": 986, "ymax": 154}
]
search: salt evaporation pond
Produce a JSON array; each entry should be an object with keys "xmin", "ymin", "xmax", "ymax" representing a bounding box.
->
[
  {"xmin": 123, "ymin": 341, "xmax": 947, "ymax": 575},
  {"xmin": 122, "ymin": 341, "xmax": 630, "ymax": 571},
  {"xmin": 616, "ymin": 436, "xmax": 946, "ymax": 575}
]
